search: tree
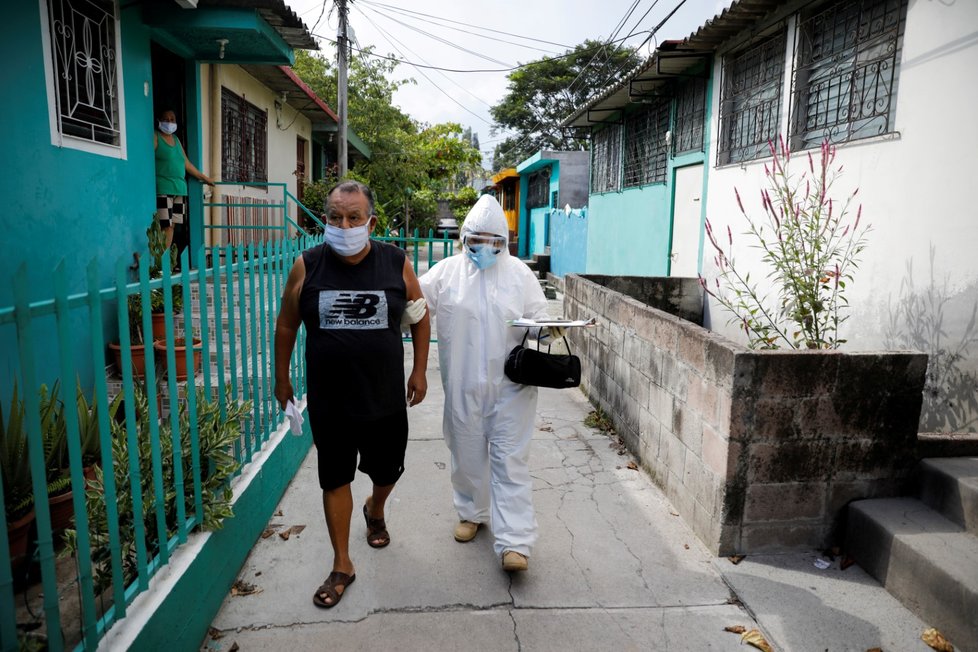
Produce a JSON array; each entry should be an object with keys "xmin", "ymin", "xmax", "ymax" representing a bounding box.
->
[
  {"xmin": 291, "ymin": 50, "xmax": 483, "ymax": 230},
  {"xmin": 490, "ymin": 40, "xmax": 642, "ymax": 170}
]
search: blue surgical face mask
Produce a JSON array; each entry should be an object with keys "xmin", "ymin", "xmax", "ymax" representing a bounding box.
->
[
  {"xmin": 325, "ymin": 222, "xmax": 370, "ymax": 256},
  {"xmin": 466, "ymin": 244, "xmax": 499, "ymax": 270},
  {"xmin": 159, "ymin": 121, "xmax": 177, "ymax": 135}
]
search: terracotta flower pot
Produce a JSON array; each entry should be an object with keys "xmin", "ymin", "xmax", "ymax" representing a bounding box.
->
[
  {"xmin": 154, "ymin": 338, "xmax": 202, "ymax": 382},
  {"xmin": 48, "ymin": 490, "xmax": 74, "ymax": 532},
  {"xmin": 109, "ymin": 342, "xmax": 147, "ymax": 378},
  {"xmin": 151, "ymin": 311, "xmax": 168, "ymax": 342},
  {"xmin": 7, "ymin": 508, "xmax": 35, "ymax": 560}
]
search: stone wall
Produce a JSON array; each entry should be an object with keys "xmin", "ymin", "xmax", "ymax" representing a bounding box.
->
[{"xmin": 564, "ymin": 274, "xmax": 927, "ymax": 555}]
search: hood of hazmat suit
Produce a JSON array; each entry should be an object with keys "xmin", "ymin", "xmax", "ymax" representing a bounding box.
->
[{"xmin": 418, "ymin": 194, "xmax": 548, "ymax": 555}]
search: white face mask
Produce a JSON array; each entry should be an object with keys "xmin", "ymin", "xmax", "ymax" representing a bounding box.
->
[
  {"xmin": 325, "ymin": 222, "xmax": 371, "ymax": 256},
  {"xmin": 158, "ymin": 121, "xmax": 177, "ymax": 135}
]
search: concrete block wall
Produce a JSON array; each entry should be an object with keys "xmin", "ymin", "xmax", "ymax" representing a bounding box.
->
[{"xmin": 564, "ymin": 274, "xmax": 927, "ymax": 555}]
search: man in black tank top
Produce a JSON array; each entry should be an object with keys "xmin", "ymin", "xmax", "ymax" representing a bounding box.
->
[{"xmin": 274, "ymin": 181, "xmax": 431, "ymax": 609}]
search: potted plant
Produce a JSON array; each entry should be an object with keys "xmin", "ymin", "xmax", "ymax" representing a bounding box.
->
[
  {"xmin": 1, "ymin": 382, "xmax": 36, "ymax": 563},
  {"xmin": 109, "ymin": 286, "xmax": 148, "ymax": 378},
  {"xmin": 40, "ymin": 381, "xmax": 76, "ymax": 532},
  {"xmin": 147, "ymin": 215, "xmax": 183, "ymax": 342},
  {"xmin": 153, "ymin": 338, "xmax": 202, "ymax": 382},
  {"xmin": 64, "ymin": 385, "xmax": 248, "ymax": 592}
]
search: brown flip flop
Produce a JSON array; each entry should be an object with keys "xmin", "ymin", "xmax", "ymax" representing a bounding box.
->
[
  {"xmin": 363, "ymin": 502, "xmax": 390, "ymax": 548},
  {"xmin": 312, "ymin": 571, "xmax": 356, "ymax": 608}
]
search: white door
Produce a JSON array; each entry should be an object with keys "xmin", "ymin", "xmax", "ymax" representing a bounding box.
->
[{"xmin": 670, "ymin": 164, "xmax": 704, "ymax": 277}]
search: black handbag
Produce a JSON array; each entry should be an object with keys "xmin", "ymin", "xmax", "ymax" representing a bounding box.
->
[{"xmin": 504, "ymin": 330, "xmax": 581, "ymax": 389}]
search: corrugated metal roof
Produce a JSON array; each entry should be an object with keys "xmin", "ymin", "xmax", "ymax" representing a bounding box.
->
[
  {"xmin": 197, "ymin": 0, "xmax": 318, "ymax": 50},
  {"xmin": 561, "ymin": 0, "xmax": 787, "ymax": 128}
]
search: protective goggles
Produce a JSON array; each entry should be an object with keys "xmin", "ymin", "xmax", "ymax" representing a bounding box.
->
[{"xmin": 463, "ymin": 233, "xmax": 505, "ymax": 252}]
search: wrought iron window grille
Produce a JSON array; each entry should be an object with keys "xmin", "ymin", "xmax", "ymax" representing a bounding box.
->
[
  {"xmin": 222, "ymin": 88, "xmax": 268, "ymax": 185},
  {"xmin": 47, "ymin": 0, "xmax": 121, "ymax": 147},
  {"xmin": 591, "ymin": 125, "xmax": 622, "ymax": 194},
  {"xmin": 718, "ymin": 30, "xmax": 787, "ymax": 166},
  {"xmin": 674, "ymin": 76, "xmax": 707, "ymax": 155},
  {"xmin": 789, "ymin": 0, "xmax": 908, "ymax": 150},
  {"xmin": 623, "ymin": 99, "xmax": 669, "ymax": 188}
]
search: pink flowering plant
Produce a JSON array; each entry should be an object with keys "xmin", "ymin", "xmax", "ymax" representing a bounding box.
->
[{"xmin": 701, "ymin": 138, "xmax": 871, "ymax": 349}]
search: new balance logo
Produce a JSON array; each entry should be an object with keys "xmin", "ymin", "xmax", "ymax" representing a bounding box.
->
[{"xmin": 319, "ymin": 290, "xmax": 388, "ymax": 329}]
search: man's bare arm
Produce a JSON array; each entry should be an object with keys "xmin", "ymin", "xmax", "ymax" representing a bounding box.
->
[
  {"xmin": 274, "ymin": 256, "xmax": 305, "ymax": 408},
  {"xmin": 403, "ymin": 259, "xmax": 429, "ymax": 406}
]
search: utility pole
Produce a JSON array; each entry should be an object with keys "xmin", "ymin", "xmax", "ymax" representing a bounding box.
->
[{"xmin": 336, "ymin": 0, "xmax": 349, "ymax": 178}]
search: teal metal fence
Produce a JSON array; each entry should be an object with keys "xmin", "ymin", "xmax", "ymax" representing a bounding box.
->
[{"xmin": 0, "ymin": 219, "xmax": 455, "ymax": 650}]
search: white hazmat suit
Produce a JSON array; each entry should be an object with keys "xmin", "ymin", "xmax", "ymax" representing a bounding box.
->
[{"xmin": 419, "ymin": 195, "xmax": 549, "ymax": 559}]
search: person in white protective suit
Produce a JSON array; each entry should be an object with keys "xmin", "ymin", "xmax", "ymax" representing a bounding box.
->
[{"xmin": 419, "ymin": 195, "xmax": 564, "ymax": 573}]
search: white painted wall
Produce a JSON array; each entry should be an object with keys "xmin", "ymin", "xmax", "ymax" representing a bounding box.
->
[
  {"xmin": 199, "ymin": 64, "xmax": 313, "ymax": 243},
  {"xmin": 700, "ymin": 0, "xmax": 978, "ymax": 430}
]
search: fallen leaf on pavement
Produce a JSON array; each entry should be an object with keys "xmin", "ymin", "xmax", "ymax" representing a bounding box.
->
[
  {"xmin": 723, "ymin": 625, "xmax": 747, "ymax": 634},
  {"xmin": 540, "ymin": 425, "xmax": 553, "ymax": 432},
  {"xmin": 841, "ymin": 555, "xmax": 856, "ymax": 570},
  {"xmin": 255, "ymin": 571, "xmax": 262, "ymax": 577},
  {"xmin": 728, "ymin": 555, "xmax": 746, "ymax": 565},
  {"xmin": 229, "ymin": 643, "xmax": 239, "ymax": 652},
  {"xmin": 274, "ymin": 509, "xmax": 283, "ymax": 516},
  {"xmin": 279, "ymin": 528, "xmax": 292, "ymax": 541},
  {"xmin": 291, "ymin": 524, "xmax": 306, "ymax": 535},
  {"xmin": 866, "ymin": 648, "xmax": 882, "ymax": 652},
  {"xmin": 626, "ymin": 461, "xmax": 638, "ymax": 470},
  {"xmin": 208, "ymin": 627, "xmax": 225, "ymax": 640},
  {"xmin": 669, "ymin": 510, "xmax": 679, "ymax": 517},
  {"xmin": 230, "ymin": 580, "xmax": 262, "ymax": 597},
  {"xmin": 683, "ymin": 543, "xmax": 690, "ymax": 549},
  {"xmin": 260, "ymin": 528, "xmax": 277, "ymax": 539},
  {"xmin": 740, "ymin": 628, "xmax": 773, "ymax": 652},
  {"xmin": 921, "ymin": 628, "xmax": 953, "ymax": 652}
]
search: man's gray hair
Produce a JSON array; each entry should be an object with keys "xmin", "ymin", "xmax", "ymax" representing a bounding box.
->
[{"xmin": 325, "ymin": 180, "xmax": 375, "ymax": 216}]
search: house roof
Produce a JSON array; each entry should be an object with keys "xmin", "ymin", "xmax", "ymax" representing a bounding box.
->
[
  {"xmin": 146, "ymin": 0, "xmax": 317, "ymax": 64},
  {"xmin": 491, "ymin": 168, "xmax": 520, "ymax": 184},
  {"xmin": 561, "ymin": 0, "xmax": 786, "ymax": 128},
  {"xmin": 197, "ymin": 0, "xmax": 318, "ymax": 50}
]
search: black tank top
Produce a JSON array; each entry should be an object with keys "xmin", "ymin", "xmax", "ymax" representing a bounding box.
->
[{"xmin": 300, "ymin": 242, "xmax": 407, "ymax": 420}]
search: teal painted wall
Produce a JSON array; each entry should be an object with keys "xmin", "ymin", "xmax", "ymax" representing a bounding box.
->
[
  {"xmin": 586, "ymin": 185, "xmax": 672, "ymax": 276},
  {"xmin": 1, "ymin": 3, "xmax": 157, "ymax": 401},
  {"xmin": 550, "ymin": 208, "xmax": 588, "ymax": 276}
]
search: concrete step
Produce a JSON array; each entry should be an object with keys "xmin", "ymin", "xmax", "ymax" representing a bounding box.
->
[
  {"xmin": 918, "ymin": 457, "xmax": 978, "ymax": 536},
  {"xmin": 918, "ymin": 432, "xmax": 978, "ymax": 458},
  {"xmin": 846, "ymin": 497, "xmax": 978, "ymax": 648}
]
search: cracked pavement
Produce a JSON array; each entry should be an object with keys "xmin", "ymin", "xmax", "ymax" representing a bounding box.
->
[
  {"xmin": 203, "ymin": 291, "xmax": 946, "ymax": 651},
  {"xmin": 203, "ymin": 340, "xmax": 758, "ymax": 651}
]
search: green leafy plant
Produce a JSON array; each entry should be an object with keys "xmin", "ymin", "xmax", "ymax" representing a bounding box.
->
[
  {"xmin": 146, "ymin": 215, "xmax": 183, "ymax": 315},
  {"xmin": 64, "ymin": 385, "xmax": 248, "ymax": 592},
  {"xmin": 1, "ymin": 383, "xmax": 34, "ymax": 521},
  {"xmin": 39, "ymin": 381, "xmax": 72, "ymax": 496},
  {"xmin": 701, "ymin": 138, "xmax": 871, "ymax": 350}
]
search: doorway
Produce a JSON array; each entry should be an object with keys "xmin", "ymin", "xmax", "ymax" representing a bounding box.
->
[
  {"xmin": 151, "ymin": 42, "xmax": 189, "ymax": 259},
  {"xmin": 669, "ymin": 164, "xmax": 704, "ymax": 277}
]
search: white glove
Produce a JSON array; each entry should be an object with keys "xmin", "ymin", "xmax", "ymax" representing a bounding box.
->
[{"xmin": 400, "ymin": 298, "xmax": 427, "ymax": 327}]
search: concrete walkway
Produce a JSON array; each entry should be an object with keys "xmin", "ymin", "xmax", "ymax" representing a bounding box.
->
[{"xmin": 204, "ymin": 325, "xmax": 938, "ymax": 651}]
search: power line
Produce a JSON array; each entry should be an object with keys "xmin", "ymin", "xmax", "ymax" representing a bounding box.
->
[
  {"xmin": 351, "ymin": 5, "xmax": 495, "ymax": 127},
  {"xmin": 311, "ymin": 31, "xmax": 645, "ymax": 73},
  {"xmin": 359, "ymin": 5, "xmax": 513, "ymax": 68},
  {"xmin": 354, "ymin": 4, "xmax": 495, "ymax": 110},
  {"xmin": 358, "ymin": 0, "xmax": 573, "ymax": 49},
  {"xmin": 357, "ymin": 0, "xmax": 560, "ymax": 55}
]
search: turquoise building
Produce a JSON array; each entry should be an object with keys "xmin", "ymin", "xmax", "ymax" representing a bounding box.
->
[
  {"xmin": 559, "ymin": 41, "xmax": 714, "ymax": 278},
  {"xmin": 515, "ymin": 150, "xmax": 589, "ymax": 259}
]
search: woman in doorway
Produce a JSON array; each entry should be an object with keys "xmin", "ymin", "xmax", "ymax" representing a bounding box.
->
[{"xmin": 154, "ymin": 109, "xmax": 216, "ymax": 252}]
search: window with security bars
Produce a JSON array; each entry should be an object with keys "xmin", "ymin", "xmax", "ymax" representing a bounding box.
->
[
  {"xmin": 222, "ymin": 88, "xmax": 268, "ymax": 184},
  {"xmin": 674, "ymin": 77, "xmax": 707, "ymax": 155},
  {"xmin": 591, "ymin": 125, "xmax": 621, "ymax": 193},
  {"xmin": 790, "ymin": 0, "xmax": 907, "ymax": 150},
  {"xmin": 719, "ymin": 31, "xmax": 787, "ymax": 165},
  {"xmin": 623, "ymin": 100, "xmax": 669, "ymax": 188},
  {"xmin": 527, "ymin": 167, "xmax": 551, "ymax": 208},
  {"xmin": 47, "ymin": 0, "xmax": 122, "ymax": 147}
]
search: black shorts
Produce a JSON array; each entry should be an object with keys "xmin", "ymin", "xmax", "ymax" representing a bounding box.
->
[{"xmin": 308, "ymin": 407, "xmax": 408, "ymax": 491}]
